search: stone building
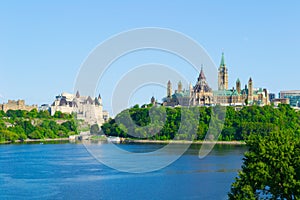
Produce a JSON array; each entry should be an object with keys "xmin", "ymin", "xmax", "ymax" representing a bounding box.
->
[
  {"xmin": 214, "ymin": 53, "xmax": 269, "ymax": 106},
  {"xmin": 50, "ymin": 91, "xmax": 109, "ymax": 126},
  {"xmin": 0, "ymin": 100, "xmax": 37, "ymax": 112},
  {"xmin": 163, "ymin": 53, "xmax": 270, "ymax": 107},
  {"xmin": 163, "ymin": 67, "xmax": 214, "ymax": 107}
]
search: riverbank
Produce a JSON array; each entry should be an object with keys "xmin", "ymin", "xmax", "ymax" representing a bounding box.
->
[
  {"xmin": 123, "ymin": 139, "xmax": 246, "ymax": 145},
  {"xmin": 0, "ymin": 138, "xmax": 70, "ymax": 144},
  {"xmin": 0, "ymin": 137, "xmax": 246, "ymax": 145}
]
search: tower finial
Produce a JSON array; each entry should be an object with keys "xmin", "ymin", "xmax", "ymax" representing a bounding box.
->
[{"xmin": 220, "ymin": 52, "xmax": 225, "ymax": 67}]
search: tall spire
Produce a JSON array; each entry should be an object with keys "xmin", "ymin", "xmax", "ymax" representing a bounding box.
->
[
  {"xmin": 220, "ymin": 52, "xmax": 225, "ymax": 67},
  {"xmin": 198, "ymin": 65, "xmax": 206, "ymax": 81}
]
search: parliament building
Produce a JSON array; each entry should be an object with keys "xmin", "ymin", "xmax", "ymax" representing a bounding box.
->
[{"xmin": 163, "ymin": 53, "xmax": 269, "ymax": 107}]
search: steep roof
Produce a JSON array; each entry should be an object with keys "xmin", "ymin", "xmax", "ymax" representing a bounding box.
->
[
  {"xmin": 76, "ymin": 91, "xmax": 80, "ymax": 98},
  {"xmin": 198, "ymin": 66, "xmax": 206, "ymax": 81},
  {"xmin": 220, "ymin": 52, "xmax": 225, "ymax": 67},
  {"xmin": 86, "ymin": 96, "xmax": 94, "ymax": 104},
  {"xmin": 194, "ymin": 67, "xmax": 212, "ymax": 93}
]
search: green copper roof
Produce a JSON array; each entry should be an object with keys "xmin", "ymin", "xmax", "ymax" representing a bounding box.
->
[
  {"xmin": 213, "ymin": 89, "xmax": 241, "ymax": 97},
  {"xmin": 173, "ymin": 90, "xmax": 191, "ymax": 98},
  {"xmin": 236, "ymin": 78, "xmax": 240, "ymax": 83},
  {"xmin": 220, "ymin": 52, "xmax": 225, "ymax": 67}
]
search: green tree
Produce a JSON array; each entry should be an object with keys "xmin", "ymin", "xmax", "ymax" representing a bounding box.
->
[
  {"xmin": 0, "ymin": 130, "xmax": 19, "ymax": 142},
  {"xmin": 90, "ymin": 124, "xmax": 100, "ymax": 134},
  {"xmin": 18, "ymin": 120, "xmax": 36, "ymax": 136},
  {"xmin": 27, "ymin": 109, "xmax": 38, "ymax": 118},
  {"xmin": 228, "ymin": 130, "xmax": 300, "ymax": 199},
  {"xmin": 0, "ymin": 120, "xmax": 6, "ymax": 130},
  {"xmin": 38, "ymin": 110, "xmax": 51, "ymax": 118},
  {"xmin": 0, "ymin": 110, "xmax": 5, "ymax": 118},
  {"xmin": 28, "ymin": 130, "xmax": 43, "ymax": 139},
  {"xmin": 8, "ymin": 125, "xmax": 27, "ymax": 140}
]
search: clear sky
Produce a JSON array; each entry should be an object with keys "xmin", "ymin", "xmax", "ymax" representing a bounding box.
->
[{"xmin": 0, "ymin": 1, "xmax": 299, "ymax": 115}]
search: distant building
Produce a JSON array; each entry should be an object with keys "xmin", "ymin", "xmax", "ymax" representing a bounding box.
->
[
  {"xmin": 269, "ymin": 93, "xmax": 276, "ymax": 102},
  {"xmin": 163, "ymin": 53, "xmax": 270, "ymax": 107},
  {"xmin": 39, "ymin": 104, "xmax": 51, "ymax": 112},
  {"xmin": 50, "ymin": 91, "xmax": 109, "ymax": 126},
  {"xmin": 271, "ymin": 98, "xmax": 290, "ymax": 106},
  {"xmin": 279, "ymin": 90, "xmax": 300, "ymax": 107},
  {"xmin": 0, "ymin": 100, "xmax": 37, "ymax": 112}
]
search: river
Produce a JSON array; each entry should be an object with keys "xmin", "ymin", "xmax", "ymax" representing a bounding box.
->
[{"xmin": 0, "ymin": 142, "xmax": 247, "ymax": 200}]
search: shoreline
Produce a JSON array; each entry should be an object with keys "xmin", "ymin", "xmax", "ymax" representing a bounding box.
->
[
  {"xmin": 0, "ymin": 138, "xmax": 70, "ymax": 144},
  {"xmin": 0, "ymin": 137, "xmax": 246, "ymax": 145},
  {"xmin": 123, "ymin": 139, "xmax": 246, "ymax": 145}
]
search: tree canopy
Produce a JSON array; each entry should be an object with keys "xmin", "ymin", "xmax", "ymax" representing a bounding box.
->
[
  {"xmin": 102, "ymin": 104, "xmax": 300, "ymax": 141},
  {"xmin": 0, "ymin": 109, "xmax": 78, "ymax": 142},
  {"xmin": 228, "ymin": 130, "xmax": 300, "ymax": 199}
]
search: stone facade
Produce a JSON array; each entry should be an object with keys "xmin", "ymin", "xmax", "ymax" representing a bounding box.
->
[
  {"xmin": 50, "ymin": 92, "xmax": 109, "ymax": 126},
  {"xmin": 0, "ymin": 100, "xmax": 37, "ymax": 112},
  {"xmin": 163, "ymin": 53, "xmax": 270, "ymax": 107},
  {"xmin": 163, "ymin": 67, "xmax": 214, "ymax": 107}
]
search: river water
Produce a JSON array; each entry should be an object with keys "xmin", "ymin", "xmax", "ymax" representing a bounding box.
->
[{"xmin": 0, "ymin": 142, "xmax": 246, "ymax": 200}]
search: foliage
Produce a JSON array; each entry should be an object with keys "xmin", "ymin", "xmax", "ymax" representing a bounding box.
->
[
  {"xmin": 90, "ymin": 124, "xmax": 100, "ymax": 134},
  {"xmin": 102, "ymin": 104, "xmax": 300, "ymax": 142},
  {"xmin": 0, "ymin": 109, "xmax": 78, "ymax": 142},
  {"xmin": 228, "ymin": 130, "xmax": 300, "ymax": 199},
  {"xmin": 0, "ymin": 130, "xmax": 19, "ymax": 142}
]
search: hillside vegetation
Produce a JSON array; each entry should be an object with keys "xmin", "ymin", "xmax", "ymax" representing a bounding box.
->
[
  {"xmin": 102, "ymin": 104, "xmax": 300, "ymax": 141},
  {"xmin": 0, "ymin": 109, "xmax": 77, "ymax": 142}
]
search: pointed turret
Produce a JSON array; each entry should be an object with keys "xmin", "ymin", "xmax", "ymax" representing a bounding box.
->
[
  {"xmin": 94, "ymin": 97, "xmax": 100, "ymax": 105},
  {"xmin": 198, "ymin": 65, "xmax": 206, "ymax": 81},
  {"xmin": 97, "ymin": 94, "xmax": 102, "ymax": 105},
  {"xmin": 76, "ymin": 91, "xmax": 80, "ymax": 98}
]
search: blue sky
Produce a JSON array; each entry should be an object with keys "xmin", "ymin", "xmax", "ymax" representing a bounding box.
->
[{"xmin": 0, "ymin": 1, "xmax": 299, "ymax": 114}]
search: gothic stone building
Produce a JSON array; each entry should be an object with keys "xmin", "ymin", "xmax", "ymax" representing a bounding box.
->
[
  {"xmin": 163, "ymin": 53, "xmax": 269, "ymax": 107},
  {"xmin": 51, "ymin": 91, "xmax": 109, "ymax": 126}
]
